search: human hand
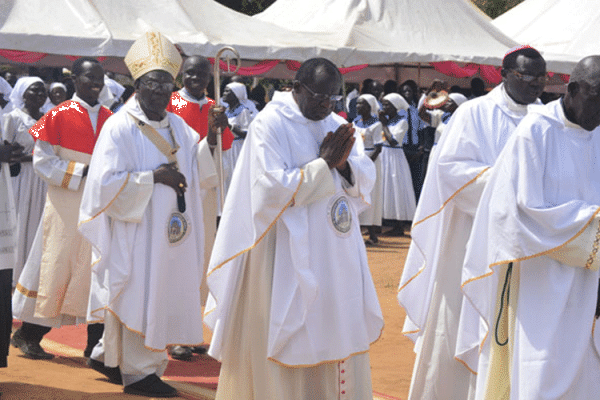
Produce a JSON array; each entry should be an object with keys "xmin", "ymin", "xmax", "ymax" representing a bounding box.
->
[
  {"xmin": 319, "ymin": 123, "xmax": 356, "ymax": 169},
  {"xmin": 0, "ymin": 140, "xmax": 24, "ymax": 163},
  {"xmin": 153, "ymin": 162, "xmax": 187, "ymax": 196},
  {"xmin": 378, "ymin": 110, "xmax": 388, "ymax": 125},
  {"xmin": 208, "ymin": 105, "xmax": 228, "ymax": 146},
  {"xmin": 371, "ymin": 142, "xmax": 383, "ymax": 161}
]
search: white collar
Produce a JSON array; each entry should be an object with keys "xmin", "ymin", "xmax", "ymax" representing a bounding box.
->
[
  {"xmin": 178, "ymin": 88, "xmax": 208, "ymax": 107},
  {"xmin": 558, "ymin": 100, "xmax": 586, "ymax": 131},
  {"xmin": 123, "ymin": 94, "xmax": 170, "ymax": 129},
  {"xmin": 72, "ymin": 94, "xmax": 102, "ymax": 113},
  {"xmin": 499, "ymin": 84, "xmax": 529, "ymax": 115}
]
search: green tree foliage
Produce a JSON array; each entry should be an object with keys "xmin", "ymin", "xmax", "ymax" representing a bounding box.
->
[
  {"xmin": 471, "ymin": 0, "xmax": 525, "ymax": 19},
  {"xmin": 215, "ymin": 0, "xmax": 277, "ymax": 15},
  {"xmin": 217, "ymin": 0, "xmax": 523, "ymax": 19}
]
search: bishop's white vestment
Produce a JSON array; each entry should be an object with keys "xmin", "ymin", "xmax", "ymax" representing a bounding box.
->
[
  {"xmin": 397, "ymin": 84, "xmax": 540, "ymax": 400},
  {"xmin": 461, "ymin": 99, "xmax": 600, "ymax": 400},
  {"xmin": 79, "ymin": 96, "xmax": 217, "ymax": 359},
  {"xmin": 205, "ymin": 91, "xmax": 384, "ymax": 399}
]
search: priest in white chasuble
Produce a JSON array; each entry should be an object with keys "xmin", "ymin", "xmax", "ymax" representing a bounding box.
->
[
  {"xmin": 462, "ymin": 55, "xmax": 600, "ymax": 399},
  {"xmin": 205, "ymin": 57, "xmax": 384, "ymax": 400},
  {"xmin": 398, "ymin": 45, "xmax": 547, "ymax": 400}
]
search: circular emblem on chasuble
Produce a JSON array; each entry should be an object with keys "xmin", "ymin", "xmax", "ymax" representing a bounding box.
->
[
  {"xmin": 167, "ymin": 211, "xmax": 191, "ymax": 245},
  {"xmin": 327, "ymin": 195, "xmax": 352, "ymax": 237}
]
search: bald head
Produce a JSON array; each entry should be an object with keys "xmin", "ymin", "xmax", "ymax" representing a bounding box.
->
[
  {"xmin": 182, "ymin": 55, "xmax": 211, "ymax": 71},
  {"xmin": 569, "ymin": 56, "xmax": 600, "ymax": 87},
  {"xmin": 564, "ymin": 55, "xmax": 600, "ymax": 131},
  {"xmin": 181, "ymin": 55, "xmax": 212, "ymax": 100}
]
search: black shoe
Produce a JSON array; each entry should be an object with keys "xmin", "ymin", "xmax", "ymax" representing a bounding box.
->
[
  {"xmin": 190, "ymin": 345, "xmax": 207, "ymax": 354},
  {"xmin": 10, "ymin": 329, "xmax": 26, "ymax": 348},
  {"xmin": 168, "ymin": 345, "xmax": 193, "ymax": 361},
  {"xmin": 87, "ymin": 358, "xmax": 122, "ymax": 385},
  {"xmin": 123, "ymin": 374, "xmax": 177, "ymax": 398},
  {"xmin": 17, "ymin": 341, "xmax": 54, "ymax": 360}
]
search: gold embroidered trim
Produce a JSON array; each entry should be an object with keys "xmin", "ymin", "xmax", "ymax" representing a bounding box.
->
[
  {"xmin": 454, "ymin": 356, "xmax": 478, "ymax": 375},
  {"xmin": 397, "ymin": 266, "xmax": 425, "ymax": 293},
  {"xmin": 397, "ymin": 168, "xmax": 490, "ymax": 295},
  {"xmin": 206, "ymin": 168, "xmax": 305, "ymax": 279},
  {"xmin": 401, "ymin": 329, "xmax": 420, "ymax": 335},
  {"xmin": 266, "ymin": 326, "xmax": 384, "ymax": 369},
  {"xmin": 268, "ymin": 349, "xmax": 369, "ymax": 369},
  {"xmin": 61, "ymin": 161, "xmax": 77, "ymax": 189},
  {"xmin": 585, "ymin": 220, "xmax": 600, "ymax": 269},
  {"xmin": 412, "ymin": 167, "xmax": 490, "ymax": 229},
  {"xmin": 78, "ymin": 173, "xmax": 131, "ymax": 225},
  {"xmin": 90, "ymin": 307, "xmax": 203, "ymax": 353},
  {"xmin": 15, "ymin": 283, "xmax": 37, "ymax": 298},
  {"xmin": 460, "ymin": 208, "xmax": 600, "ymax": 350}
]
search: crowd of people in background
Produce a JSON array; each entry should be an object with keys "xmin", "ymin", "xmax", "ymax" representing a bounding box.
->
[
  {"xmin": 0, "ymin": 61, "xmax": 504, "ymax": 254},
  {"xmin": 1, "ymin": 39, "xmax": 595, "ymax": 400}
]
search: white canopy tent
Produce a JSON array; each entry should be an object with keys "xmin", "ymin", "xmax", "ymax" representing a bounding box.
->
[
  {"xmin": 0, "ymin": 0, "xmax": 349, "ymax": 74},
  {"xmin": 255, "ymin": 0, "xmax": 520, "ymax": 67},
  {"xmin": 493, "ymin": 0, "xmax": 600, "ymax": 72}
]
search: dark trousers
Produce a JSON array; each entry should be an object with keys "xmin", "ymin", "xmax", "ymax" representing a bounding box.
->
[
  {"xmin": 1, "ymin": 269, "xmax": 12, "ymax": 368},
  {"xmin": 17, "ymin": 320, "xmax": 103, "ymax": 358},
  {"xmin": 404, "ymin": 149, "xmax": 424, "ymax": 202}
]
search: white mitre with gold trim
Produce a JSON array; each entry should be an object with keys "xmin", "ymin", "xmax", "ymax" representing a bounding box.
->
[{"xmin": 124, "ymin": 31, "xmax": 182, "ymax": 80}]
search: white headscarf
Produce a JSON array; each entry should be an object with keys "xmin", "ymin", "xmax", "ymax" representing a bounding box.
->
[
  {"xmin": 449, "ymin": 92, "xmax": 468, "ymax": 107},
  {"xmin": 383, "ymin": 93, "xmax": 409, "ymax": 112},
  {"xmin": 0, "ymin": 76, "xmax": 12, "ymax": 98},
  {"xmin": 6, "ymin": 76, "xmax": 44, "ymax": 112},
  {"xmin": 104, "ymin": 75, "xmax": 125, "ymax": 99},
  {"xmin": 226, "ymin": 82, "xmax": 258, "ymax": 117},
  {"xmin": 49, "ymin": 82, "xmax": 67, "ymax": 92},
  {"xmin": 357, "ymin": 93, "xmax": 380, "ymax": 118}
]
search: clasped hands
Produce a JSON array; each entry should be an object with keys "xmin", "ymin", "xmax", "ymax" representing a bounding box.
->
[{"xmin": 319, "ymin": 123, "xmax": 355, "ymax": 172}]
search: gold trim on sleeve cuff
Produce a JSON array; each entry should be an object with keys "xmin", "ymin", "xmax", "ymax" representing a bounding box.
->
[
  {"xmin": 61, "ymin": 161, "xmax": 77, "ymax": 189},
  {"xmin": 15, "ymin": 283, "xmax": 37, "ymax": 298}
]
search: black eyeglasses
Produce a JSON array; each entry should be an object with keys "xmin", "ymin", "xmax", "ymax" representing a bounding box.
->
[
  {"xmin": 509, "ymin": 70, "xmax": 549, "ymax": 84},
  {"xmin": 299, "ymin": 82, "xmax": 342, "ymax": 103},
  {"xmin": 140, "ymin": 79, "xmax": 175, "ymax": 92}
]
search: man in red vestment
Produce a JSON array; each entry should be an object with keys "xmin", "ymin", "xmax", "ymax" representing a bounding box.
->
[
  {"xmin": 11, "ymin": 57, "xmax": 112, "ymax": 361},
  {"xmin": 167, "ymin": 55, "xmax": 233, "ymax": 149}
]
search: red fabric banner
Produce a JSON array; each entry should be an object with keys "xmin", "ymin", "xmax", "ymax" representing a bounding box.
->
[
  {"xmin": 0, "ymin": 49, "xmax": 47, "ymax": 63},
  {"xmin": 478, "ymin": 65, "xmax": 502, "ymax": 85},
  {"xmin": 209, "ymin": 58, "xmax": 280, "ymax": 76},
  {"xmin": 431, "ymin": 61, "xmax": 502, "ymax": 84},
  {"xmin": 431, "ymin": 61, "xmax": 479, "ymax": 78}
]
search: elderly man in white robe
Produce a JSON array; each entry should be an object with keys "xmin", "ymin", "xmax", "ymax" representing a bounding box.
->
[
  {"xmin": 397, "ymin": 45, "xmax": 547, "ymax": 400},
  {"xmin": 461, "ymin": 55, "xmax": 600, "ymax": 400},
  {"xmin": 79, "ymin": 32, "xmax": 221, "ymax": 398},
  {"xmin": 205, "ymin": 57, "xmax": 384, "ymax": 399}
]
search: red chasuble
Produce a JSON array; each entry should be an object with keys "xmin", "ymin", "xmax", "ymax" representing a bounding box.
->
[
  {"xmin": 167, "ymin": 92, "xmax": 234, "ymax": 150},
  {"xmin": 30, "ymin": 100, "xmax": 112, "ymax": 154}
]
